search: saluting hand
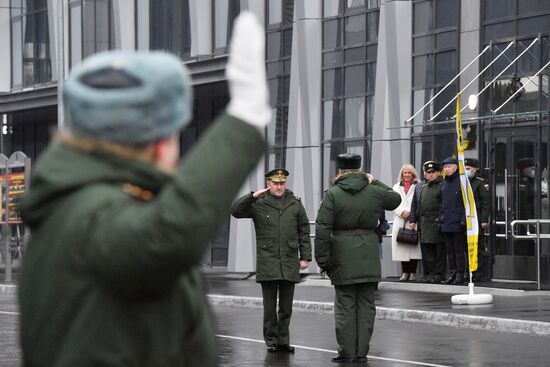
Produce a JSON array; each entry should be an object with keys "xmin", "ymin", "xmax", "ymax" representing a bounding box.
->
[
  {"xmin": 253, "ymin": 187, "xmax": 270, "ymax": 199},
  {"xmin": 299, "ymin": 260, "xmax": 309, "ymax": 270}
]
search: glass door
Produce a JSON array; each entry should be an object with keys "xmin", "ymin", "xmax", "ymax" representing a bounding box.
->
[{"xmin": 491, "ymin": 128, "xmax": 539, "ymax": 282}]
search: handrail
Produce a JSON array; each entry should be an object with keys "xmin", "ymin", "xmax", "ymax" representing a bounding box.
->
[{"xmin": 510, "ymin": 219, "xmax": 550, "ymax": 290}]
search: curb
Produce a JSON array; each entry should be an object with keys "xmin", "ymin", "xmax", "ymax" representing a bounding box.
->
[
  {"xmin": 301, "ymin": 278, "xmax": 550, "ymax": 297},
  {"xmin": 0, "ymin": 284, "xmax": 17, "ymax": 295},
  {"xmin": 207, "ymin": 294, "xmax": 550, "ymax": 337}
]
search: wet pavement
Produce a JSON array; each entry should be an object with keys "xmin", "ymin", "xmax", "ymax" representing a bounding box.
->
[
  {"xmin": 205, "ymin": 272, "xmax": 550, "ymax": 324},
  {"xmin": 214, "ymin": 303, "xmax": 550, "ymax": 366}
]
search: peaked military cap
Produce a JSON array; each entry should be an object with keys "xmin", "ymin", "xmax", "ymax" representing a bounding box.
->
[
  {"xmin": 423, "ymin": 160, "xmax": 440, "ymax": 172},
  {"xmin": 517, "ymin": 157, "xmax": 534, "ymax": 169},
  {"xmin": 464, "ymin": 158, "xmax": 479, "ymax": 168},
  {"xmin": 441, "ymin": 157, "xmax": 458, "ymax": 166},
  {"xmin": 265, "ymin": 168, "xmax": 289, "ymax": 182},
  {"xmin": 337, "ymin": 153, "xmax": 362, "ymax": 170}
]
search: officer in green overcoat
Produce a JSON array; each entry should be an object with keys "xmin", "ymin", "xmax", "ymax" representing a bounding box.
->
[
  {"xmin": 18, "ymin": 13, "xmax": 269, "ymax": 367},
  {"xmin": 464, "ymin": 158, "xmax": 490, "ymax": 280},
  {"xmin": 410, "ymin": 161, "xmax": 445, "ymax": 283},
  {"xmin": 231, "ymin": 168, "xmax": 311, "ymax": 353},
  {"xmin": 315, "ymin": 153, "xmax": 401, "ymax": 363}
]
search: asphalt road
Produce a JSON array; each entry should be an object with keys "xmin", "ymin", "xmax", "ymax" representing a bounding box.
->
[
  {"xmin": 1, "ymin": 293, "xmax": 549, "ymax": 367},
  {"xmin": 213, "ymin": 305, "xmax": 550, "ymax": 367}
]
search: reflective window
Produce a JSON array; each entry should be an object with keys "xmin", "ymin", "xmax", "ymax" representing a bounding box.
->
[
  {"xmin": 435, "ymin": 0, "xmax": 458, "ymax": 29},
  {"xmin": 345, "ymin": 97, "xmax": 365, "ymax": 138},
  {"xmin": 266, "ymin": 0, "xmax": 294, "ymax": 169},
  {"xmin": 213, "ymin": 0, "xmax": 240, "ymax": 52},
  {"xmin": 323, "ymin": 68, "xmax": 344, "ymax": 98},
  {"xmin": 268, "ymin": 0, "xmax": 282, "ymax": 24},
  {"xmin": 435, "ymin": 50, "xmax": 457, "ymax": 84},
  {"xmin": 345, "ymin": 15, "xmax": 366, "ymax": 46},
  {"xmin": 323, "ymin": 19, "xmax": 343, "ymax": 49},
  {"xmin": 70, "ymin": 0, "xmax": 114, "ymax": 67},
  {"xmin": 11, "ymin": 0, "xmax": 52, "ymax": 87},
  {"xmin": 150, "ymin": 0, "xmax": 191, "ymax": 59},
  {"xmin": 344, "ymin": 47, "xmax": 364, "ymax": 63},
  {"xmin": 518, "ymin": 0, "xmax": 550, "ymax": 15},
  {"xmin": 324, "ymin": 100, "xmax": 344, "ymax": 140},
  {"xmin": 484, "ymin": 0, "xmax": 514, "ymax": 21},
  {"xmin": 413, "ymin": 1, "xmax": 433, "ymax": 34},
  {"xmin": 345, "ymin": 65, "xmax": 366, "ymax": 96}
]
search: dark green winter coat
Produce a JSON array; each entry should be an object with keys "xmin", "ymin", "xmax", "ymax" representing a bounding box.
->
[
  {"xmin": 231, "ymin": 190, "xmax": 311, "ymax": 282},
  {"xmin": 411, "ymin": 178, "xmax": 443, "ymax": 244},
  {"xmin": 315, "ymin": 173, "xmax": 401, "ymax": 285},
  {"xmin": 18, "ymin": 115, "xmax": 265, "ymax": 367},
  {"xmin": 469, "ymin": 175, "xmax": 490, "ymax": 224}
]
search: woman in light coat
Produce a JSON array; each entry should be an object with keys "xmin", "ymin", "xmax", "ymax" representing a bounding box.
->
[{"xmin": 391, "ymin": 164, "xmax": 422, "ymax": 281}]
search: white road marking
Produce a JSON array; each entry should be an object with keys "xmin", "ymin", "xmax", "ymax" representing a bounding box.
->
[
  {"xmin": 0, "ymin": 311, "xmax": 18, "ymax": 316},
  {"xmin": 217, "ymin": 334, "xmax": 453, "ymax": 367}
]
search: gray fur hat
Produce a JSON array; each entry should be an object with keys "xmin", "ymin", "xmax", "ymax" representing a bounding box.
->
[{"xmin": 63, "ymin": 50, "xmax": 192, "ymax": 144}]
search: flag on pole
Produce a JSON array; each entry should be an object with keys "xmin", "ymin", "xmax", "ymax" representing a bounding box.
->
[{"xmin": 455, "ymin": 94, "xmax": 479, "ymax": 273}]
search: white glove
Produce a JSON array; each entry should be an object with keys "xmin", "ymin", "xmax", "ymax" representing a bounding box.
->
[{"xmin": 226, "ymin": 11, "xmax": 271, "ymax": 130}]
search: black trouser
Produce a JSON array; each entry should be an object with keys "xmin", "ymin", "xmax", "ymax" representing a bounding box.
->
[
  {"xmin": 260, "ymin": 280, "xmax": 295, "ymax": 347},
  {"xmin": 443, "ymin": 232, "xmax": 466, "ymax": 278},
  {"xmin": 422, "ymin": 241, "xmax": 446, "ymax": 277}
]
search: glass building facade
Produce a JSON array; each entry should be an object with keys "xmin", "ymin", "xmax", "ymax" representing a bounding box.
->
[{"xmin": 0, "ymin": 0, "xmax": 549, "ymax": 286}]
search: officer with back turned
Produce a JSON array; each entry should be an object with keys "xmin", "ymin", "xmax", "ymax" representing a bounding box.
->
[
  {"xmin": 231, "ymin": 168, "xmax": 311, "ymax": 353},
  {"xmin": 315, "ymin": 153, "xmax": 401, "ymax": 363}
]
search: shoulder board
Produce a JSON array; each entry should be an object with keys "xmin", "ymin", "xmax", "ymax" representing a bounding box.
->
[
  {"xmin": 121, "ymin": 183, "xmax": 154, "ymax": 202},
  {"xmin": 294, "ymin": 196, "xmax": 302, "ymax": 201},
  {"xmin": 475, "ymin": 176, "xmax": 485, "ymax": 181}
]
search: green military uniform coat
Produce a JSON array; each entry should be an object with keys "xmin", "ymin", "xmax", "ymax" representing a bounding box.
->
[
  {"xmin": 231, "ymin": 190, "xmax": 311, "ymax": 282},
  {"xmin": 18, "ymin": 115, "xmax": 265, "ymax": 367},
  {"xmin": 418, "ymin": 178, "xmax": 443, "ymax": 244},
  {"xmin": 231, "ymin": 189, "xmax": 311, "ymax": 347},
  {"xmin": 315, "ymin": 173, "xmax": 401, "ymax": 359},
  {"xmin": 469, "ymin": 175, "xmax": 490, "ymax": 224}
]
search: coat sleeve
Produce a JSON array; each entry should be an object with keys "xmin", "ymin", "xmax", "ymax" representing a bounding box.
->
[
  {"xmin": 231, "ymin": 192, "xmax": 256, "ymax": 218},
  {"xmin": 392, "ymin": 183, "xmax": 406, "ymax": 217},
  {"xmin": 479, "ymin": 181, "xmax": 490, "ymax": 223},
  {"xmin": 88, "ymin": 114, "xmax": 266, "ymax": 297},
  {"xmin": 314, "ymin": 191, "xmax": 335, "ymax": 265},
  {"xmin": 409, "ymin": 188, "xmax": 418, "ymax": 224},
  {"xmin": 297, "ymin": 202, "xmax": 312, "ymax": 261},
  {"xmin": 374, "ymin": 180, "xmax": 402, "ymax": 211}
]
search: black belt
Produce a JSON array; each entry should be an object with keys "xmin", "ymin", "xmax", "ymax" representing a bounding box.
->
[{"xmin": 334, "ymin": 229, "xmax": 373, "ymax": 235}]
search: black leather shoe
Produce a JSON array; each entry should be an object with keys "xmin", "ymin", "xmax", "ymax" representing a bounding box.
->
[
  {"xmin": 355, "ymin": 356, "xmax": 368, "ymax": 363},
  {"xmin": 277, "ymin": 344, "xmax": 295, "ymax": 353},
  {"xmin": 267, "ymin": 346, "xmax": 278, "ymax": 353},
  {"xmin": 331, "ymin": 355, "xmax": 355, "ymax": 363},
  {"xmin": 453, "ymin": 277, "xmax": 464, "ymax": 285},
  {"xmin": 442, "ymin": 275, "xmax": 455, "ymax": 284}
]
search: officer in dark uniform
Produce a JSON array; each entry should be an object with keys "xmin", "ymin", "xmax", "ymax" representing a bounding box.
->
[
  {"xmin": 231, "ymin": 168, "xmax": 311, "ymax": 353},
  {"xmin": 464, "ymin": 158, "xmax": 490, "ymax": 281},
  {"xmin": 410, "ymin": 161, "xmax": 445, "ymax": 283},
  {"xmin": 315, "ymin": 154, "xmax": 401, "ymax": 363},
  {"xmin": 440, "ymin": 157, "xmax": 467, "ymax": 284}
]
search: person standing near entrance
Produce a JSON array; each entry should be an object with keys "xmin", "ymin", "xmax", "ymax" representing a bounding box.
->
[
  {"xmin": 315, "ymin": 153, "xmax": 401, "ymax": 363},
  {"xmin": 464, "ymin": 158, "xmax": 490, "ymax": 280},
  {"xmin": 440, "ymin": 157, "xmax": 467, "ymax": 284},
  {"xmin": 231, "ymin": 168, "xmax": 311, "ymax": 353},
  {"xmin": 391, "ymin": 164, "xmax": 421, "ymax": 281},
  {"xmin": 410, "ymin": 161, "xmax": 446, "ymax": 283}
]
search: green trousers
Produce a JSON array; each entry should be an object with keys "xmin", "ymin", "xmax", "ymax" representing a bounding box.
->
[
  {"xmin": 260, "ymin": 280, "xmax": 295, "ymax": 347},
  {"xmin": 334, "ymin": 282, "xmax": 377, "ymax": 358}
]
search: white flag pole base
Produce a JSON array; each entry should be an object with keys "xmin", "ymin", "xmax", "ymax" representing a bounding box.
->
[{"xmin": 451, "ymin": 282, "xmax": 493, "ymax": 305}]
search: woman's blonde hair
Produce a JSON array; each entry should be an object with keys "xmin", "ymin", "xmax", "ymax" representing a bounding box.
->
[{"xmin": 398, "ymin": 164, "xmax": 419, "ymax": 183}]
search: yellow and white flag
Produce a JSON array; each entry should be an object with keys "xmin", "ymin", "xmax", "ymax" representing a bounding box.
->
[{"xmin": 456, "ymin": 94, "xmax": 479, "ymax": 273}]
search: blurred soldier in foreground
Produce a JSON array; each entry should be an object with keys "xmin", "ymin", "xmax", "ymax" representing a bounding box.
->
[
  {"xmin": 18, "ymin": 12, "xmax": 269, "ymax": 367},
  {"xmin": 231, "ymin": 168, "xmax": 311, "ymax": 353},
  {"xmin": 315, "ymin": 153, "xmax": 401, "ymax": 363}
]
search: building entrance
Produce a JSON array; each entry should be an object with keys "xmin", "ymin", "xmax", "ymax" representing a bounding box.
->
[{"xmin": 489, "ymin": 126, "xmax": 550, "ymax": 286}]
